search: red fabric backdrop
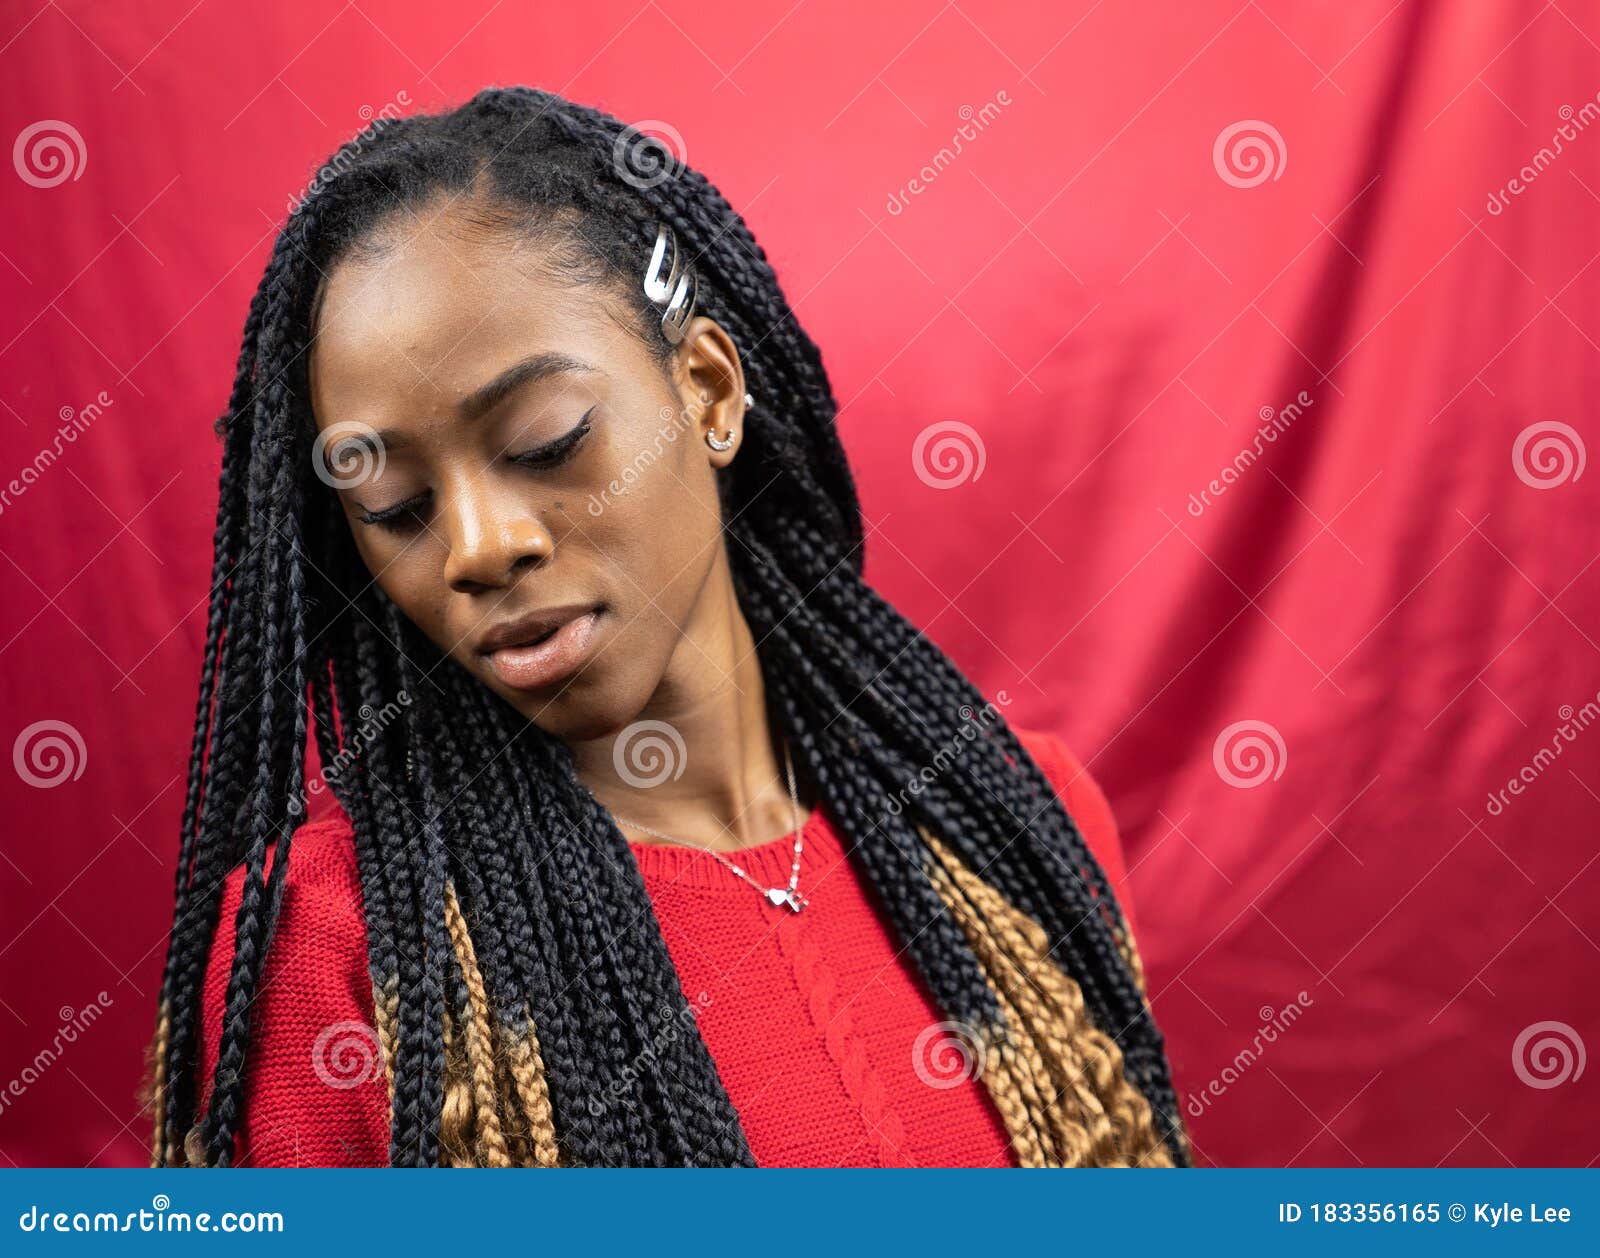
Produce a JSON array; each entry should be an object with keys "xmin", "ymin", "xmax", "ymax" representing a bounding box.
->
[{"xmin": 1, "ymin": 0, "xmax": 1596, "ymax": 1168}]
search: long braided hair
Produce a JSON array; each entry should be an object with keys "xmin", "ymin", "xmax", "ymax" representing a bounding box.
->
[{"xmin": 146, "ymin": 86, "xmax": 1189, "ymax": 1168}]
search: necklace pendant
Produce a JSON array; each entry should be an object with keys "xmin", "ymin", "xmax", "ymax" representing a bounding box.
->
[{"xmin": 765, "ymin": 886, "xmax": 805, "ymax": 912}]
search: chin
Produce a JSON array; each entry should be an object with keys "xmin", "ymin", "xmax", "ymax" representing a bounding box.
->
[{"xmin": 503, "ymin": 670, "xmax": 641, "ymax": 745}]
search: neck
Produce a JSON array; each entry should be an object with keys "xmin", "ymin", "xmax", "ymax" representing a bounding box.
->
[{"xmin": 569, "ymin": 565, "xmax": 809, "ymax": 853}]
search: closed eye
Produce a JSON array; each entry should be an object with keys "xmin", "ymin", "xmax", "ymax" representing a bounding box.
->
[
  {"xmin": 355, "ymin": 408, "xmax": 596, "ymax": 535},
  {"xmin": 509, "ymin": 407, "xmax": 595, "ymax": 468},
  {"xmin": 358, "ymin": 494, "xmax": 429, "ymax": 533}
]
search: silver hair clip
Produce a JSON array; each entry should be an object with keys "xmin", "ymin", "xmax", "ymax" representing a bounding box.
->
[{"xmin": 644, "ymin": 223, "xmax": 697, "ymax": 345}]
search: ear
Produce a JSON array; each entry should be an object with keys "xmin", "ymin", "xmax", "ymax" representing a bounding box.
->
[{"xmin": 670, "ymin": 315, "xmax": 748, "ymax": 468}]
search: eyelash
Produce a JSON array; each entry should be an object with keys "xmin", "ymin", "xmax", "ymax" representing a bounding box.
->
[
  {"xmin": 357, "ymin": 408, "xmax": 596, "ymax": 534},
  {"xmin": 357, "ymin": 497, "xmax": 427, "ymax": 532},
  {"xmin": 508, "ymin": 408, "xmax": 594, "ymax": 468}
]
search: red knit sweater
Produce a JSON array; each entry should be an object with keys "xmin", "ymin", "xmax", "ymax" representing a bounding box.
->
[{"xmin": 194, "ymin": 726, "xmax": 1137, "ymax": 1167}]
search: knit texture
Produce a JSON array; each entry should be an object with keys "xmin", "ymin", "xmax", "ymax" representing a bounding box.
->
[{"xmin": 193, "ymin": 725, "xmax": 1137, "ymax": 1166}]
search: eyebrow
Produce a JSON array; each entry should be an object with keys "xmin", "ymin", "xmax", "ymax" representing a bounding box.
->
[
  {"xmin": 457, "ymin": 351, "xmax": 597, "ymax": 422},
  {"xmin": 328, "ymin": 352, "xmax": 598, "ymax": 462}
]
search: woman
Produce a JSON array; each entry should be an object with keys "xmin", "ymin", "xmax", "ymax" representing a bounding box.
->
[{"xmin": 144, "ymin": 86, "xmax": 1187, "ymax": 1169}]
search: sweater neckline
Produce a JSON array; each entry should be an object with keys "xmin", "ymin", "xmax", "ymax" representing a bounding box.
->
[{"xmin": 625, "ymin": 797, "xmax": 844, "ymax": 892}]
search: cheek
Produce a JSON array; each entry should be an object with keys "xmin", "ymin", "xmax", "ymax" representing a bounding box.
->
[
  {"xmin": 578, "ymin": 429, "xmax": 724, "ymax": 604},
  {"xmin": 348, "ymin": 522, "xmax": 451, "ymax": 640}
]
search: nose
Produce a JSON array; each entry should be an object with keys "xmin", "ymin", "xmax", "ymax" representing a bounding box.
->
[{"xmin": 440, "ymin": 478, "xmax": 555, "ymax": 594}]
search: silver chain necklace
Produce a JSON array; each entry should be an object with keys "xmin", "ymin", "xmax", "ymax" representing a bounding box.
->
[{"xmin": 613, "ymin": 741, "xmax": 810, "ymax": 912}]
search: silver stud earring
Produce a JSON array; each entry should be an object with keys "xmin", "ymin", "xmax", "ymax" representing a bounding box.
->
[
  {"xmin": 706, "ymin": 427, "xmax": 736, "ymax": 452},
  {"xmin": 744, "ymin": 391, "xmax": 754, "ymax": 409}
]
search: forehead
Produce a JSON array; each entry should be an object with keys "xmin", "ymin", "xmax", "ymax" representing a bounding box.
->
[{"xmin": 307, "ymin": 203, "xmax": 644, "ymax": 424}]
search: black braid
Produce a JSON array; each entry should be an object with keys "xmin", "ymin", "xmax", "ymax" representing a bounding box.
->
[{"xmin": 152, "ymin": 86, "xmax": 1186, "ymax": 1166}]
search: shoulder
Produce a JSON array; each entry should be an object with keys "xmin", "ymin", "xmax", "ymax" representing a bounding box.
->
[
  {"xmin": 1009, "ymin": 724, "xmax": 1115, "ymax": 844},
  {"xmin": 196, "ymin": 806, "xmax": 387, "ymax": 1166},
  {"xmin": 217, "ymin": 809, "xmax": 364, "ymax": 914},
  {"xmin": 206, "ymin": 812, "xmax": 368, "ymax": 970},
  {"xmin": 1008, "ymin": 723, "xmax": 1139, "ymax": 932}
]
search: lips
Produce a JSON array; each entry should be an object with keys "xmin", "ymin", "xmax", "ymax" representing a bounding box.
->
[{"xmin": 476, "ymin": 604, "xmax": 603, "ymax": 691}]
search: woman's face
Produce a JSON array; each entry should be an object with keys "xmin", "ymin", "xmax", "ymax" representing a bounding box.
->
[{"xmin": 306, "ymin": 200, "xmax": 746, "ymax": 742}]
